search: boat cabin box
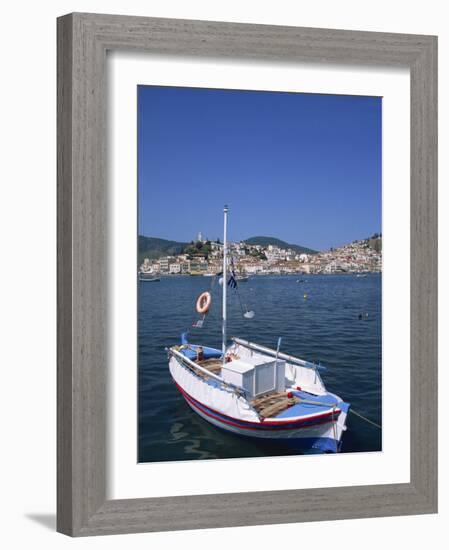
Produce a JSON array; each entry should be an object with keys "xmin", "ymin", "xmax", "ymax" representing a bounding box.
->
[{"xmin": 221, "ymin": 356, "xmax": 285, "ymax": 399}]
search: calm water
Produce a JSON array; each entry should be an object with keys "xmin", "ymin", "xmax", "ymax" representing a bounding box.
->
[{"xmin": 138, "ymin": 274, "xmax": 382, "ymax": 462}]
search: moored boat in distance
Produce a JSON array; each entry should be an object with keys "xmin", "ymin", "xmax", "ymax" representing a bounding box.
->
[
  {"xmin": 166, "ymin": 206, "xmax": 350, "ymax": 453},
  {"xmin": 139, "ymin": 271, "xmax": 161, "ymax": 282}
]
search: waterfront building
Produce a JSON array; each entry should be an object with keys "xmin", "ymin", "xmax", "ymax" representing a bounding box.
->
[
  {"xmin": 159, "ymin": 256, "xmax": 176, "ymax": 273},
  {"xmin": 189, "ymin": 258, "xmax": 208, "ymax": 274},
  {"xmin": 180, "ymin": 261, "xmax": 190, "ymax": 274}
]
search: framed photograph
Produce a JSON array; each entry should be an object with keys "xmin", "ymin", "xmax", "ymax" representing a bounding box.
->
[{"xmin": 57, "ymin": 13, "xmax": 437, "ymax": 536}]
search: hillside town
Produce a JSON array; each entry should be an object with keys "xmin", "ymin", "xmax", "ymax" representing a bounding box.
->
[{"xmin": 139, "ymin": 232, "xmax": 382, "ymax": 276}]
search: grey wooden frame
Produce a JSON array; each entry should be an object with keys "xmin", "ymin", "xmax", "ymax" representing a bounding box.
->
[{"xmin": 57, "ymin": 12, "xmax": 438, "ymax": 537}]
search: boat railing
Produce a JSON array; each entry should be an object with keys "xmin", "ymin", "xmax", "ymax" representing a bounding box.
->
[
  {"xmin": 167, "ymin": 347, "xmax": 248, "ymax": 398},
  {"xmin": 231, "ymin": 337, "xmax": 326, "ymax": 371}
]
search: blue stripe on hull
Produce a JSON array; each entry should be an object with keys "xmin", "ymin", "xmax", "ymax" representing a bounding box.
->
[
  {"xmin": 195, "ymin": 406, "xmax": 339, "ymax": 453},
  {"xmin": 253, "ymin": 435, "xmax": 338, "ymax": 454},
  {"xmin": 186, "ymin": 397, "xmax": 340, "ymax": 453}
]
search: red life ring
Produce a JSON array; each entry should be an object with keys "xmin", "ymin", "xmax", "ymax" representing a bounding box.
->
[{"xmin": 196, "ymin": 291, "xmax": 212, "ymax": 314}]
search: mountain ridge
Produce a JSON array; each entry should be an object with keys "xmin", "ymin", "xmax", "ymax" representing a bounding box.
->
[
  {"xmin": 138, "ymin": 236, "xmax": 188, "ymax": 263},
  {"xmin": 243, "ymin": 236, "xmax": 318, "ymax": 255},
  {"xmin": 139, "ymin": 234, "xmax": 318, "ymax": 261}
]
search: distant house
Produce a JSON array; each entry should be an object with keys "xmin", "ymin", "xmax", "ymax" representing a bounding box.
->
[
  {"xmin": 189, "ymin": 259, "xmax": 208, "ymax": 274},
  {"xmin": 210, "ymin": 241, "xmax": 223, "ymax": 251},
  {"xmin": 159, "ymin": 256, "xmax": 175, "ymax": 273}
]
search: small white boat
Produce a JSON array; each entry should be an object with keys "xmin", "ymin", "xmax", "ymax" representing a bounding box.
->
[
  {"xmin": 203, "ymin": 272, "xmax": 216, "ymax": 277},
  {"xmin": 167, "ymin": 206, "xmax": 350, "ymax": 453},
  {"xmin": 139, "ymin": 272, "xmax": 161, "ymax": 282}
]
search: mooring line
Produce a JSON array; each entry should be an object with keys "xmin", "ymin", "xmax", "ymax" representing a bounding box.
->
[{"xmin": 349, "ymin": 409, "xmax": 381, "ymax": 429}]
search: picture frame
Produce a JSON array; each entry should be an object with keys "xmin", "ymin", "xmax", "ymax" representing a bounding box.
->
[{"xmin": 57, "ymin": 12, "xmax": 437, "ymax": 536}]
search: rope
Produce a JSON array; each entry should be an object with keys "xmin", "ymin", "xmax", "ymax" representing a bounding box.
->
[
  {"xmin": 349, "ymin": 408, "xmax": 381, "ymax": 429},
  {"xmin": 234, "ymin": 286, "xmax": 247, "ymax": 316},
  {"xmin": 229, "ymin": 256, "xmax": 252, "ymax": 318},
  {"xmin": 332, "ymin": 405, "xmax": 338, "ymax": 452}
]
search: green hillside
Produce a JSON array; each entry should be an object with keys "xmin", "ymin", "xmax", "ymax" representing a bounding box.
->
[
  {"xmin": 243, "ymin": 236, "xmax": 317, "ymax": 255},
  {"xmin": 138, "ymin": 236, "xmax": 187, "ymax": 263},
  {"xmin": 138, "ymin": 234, "xmax": 318, "ymax": 265}
]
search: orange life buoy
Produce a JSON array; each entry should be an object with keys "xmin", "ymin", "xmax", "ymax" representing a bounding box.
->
[{"xmin": 196, "ymin": 291, "xmax": 212, "ymax": 314}]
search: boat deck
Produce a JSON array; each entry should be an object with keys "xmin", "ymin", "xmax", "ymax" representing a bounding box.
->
[
  {"xmin": 251, "ymin": 390, "xmax": 338, "ymax": 418},
  {"xmin": 195, "ymin": 358, "xmax": 222, "ymax": 376},
  {"xmin": 251, "ymin": 392, "xmax": 297, "ymax": 418},
  {"xmin": 193, "ymin": 357, "xmax": 340, "ymax": 420},
  {"xmin": 275, "ymin": 391, "xmax": 341, "ymax": 418}
]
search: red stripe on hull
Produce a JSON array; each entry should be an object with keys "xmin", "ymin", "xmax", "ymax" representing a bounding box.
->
[{"xmin": 173, "ymin": 380, "xmax": 340, "ymax": 431}]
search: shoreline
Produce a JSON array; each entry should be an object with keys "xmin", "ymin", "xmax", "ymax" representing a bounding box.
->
[{"xmin": 139, "ymin": 271, "xmax": 382, "ymax": 278}]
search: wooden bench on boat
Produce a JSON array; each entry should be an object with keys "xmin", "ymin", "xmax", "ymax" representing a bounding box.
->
[
  {"xmin": 194, "ymin": 358, "xmax": 222, "ymax": 376},
  {"xmin": 194, "ymin": 354, "xmax": 241, "ymax": 377},
  {"xmin": 251, "ymin": 391, "xmax": 298, "ymax": 418}
]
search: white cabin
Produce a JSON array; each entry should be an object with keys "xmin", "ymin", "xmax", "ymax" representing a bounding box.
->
[{"xmin": 221, "ymin": 356, "xmax": 285, "ymax": 399}]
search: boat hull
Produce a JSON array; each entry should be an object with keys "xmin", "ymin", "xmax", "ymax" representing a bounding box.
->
[
  {"xmin": 190, "ymin": 404, "xmax": 341, "ymax": 453},
  {"xmin": 169, "ymin": 356, "xmax": 348, "ymax": 453},
  {"xmin": 181, "ymin": 386, "xmax": 344, "ymax": 452}
]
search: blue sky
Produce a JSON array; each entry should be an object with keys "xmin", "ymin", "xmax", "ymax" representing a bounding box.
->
[{"xmin": 138, "ymin": 86, "xmax": 381, "ymax": 251}]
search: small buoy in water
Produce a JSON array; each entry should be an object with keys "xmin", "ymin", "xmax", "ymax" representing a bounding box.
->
[
  {"xmin": 358, "ymin": 313, "xmax": 363, "ymax": 320},
  {"xmin": 303, "ymin": 293, "xmax": 308, "ymax": 299},
  {"xmin": 244, "ymin": 310, "xmax": 255, "ymax": 319}
]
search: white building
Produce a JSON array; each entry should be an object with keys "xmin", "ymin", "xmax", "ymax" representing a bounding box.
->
[
  {"xmin": 159, "ymin": 256, "xmax": 174, "ymax": 272},
  {"xmin": 180, "ymin": 261, "xmax": 190, "ymax": 274},
  {"xmin": 245, "ymin": 263, "xmax": 264, "ymax": 274}
]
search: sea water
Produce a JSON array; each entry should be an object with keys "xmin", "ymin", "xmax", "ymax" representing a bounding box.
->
[{"xmin": 138, "ymin": 273, "xmax": 382, "ymax": 462}]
